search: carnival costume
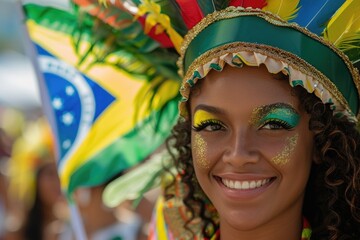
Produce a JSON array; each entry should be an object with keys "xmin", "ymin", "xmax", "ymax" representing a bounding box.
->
[{"xmin": 71, "ymin": 0, "xmax": 360, "ymax": 239}]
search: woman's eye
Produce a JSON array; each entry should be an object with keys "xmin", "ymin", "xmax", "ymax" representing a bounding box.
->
[
  {"xmin": 204, "ymin": 124, "xmax": 223, "ymax": 131},
  {"xmin": 260, "ymin": 120, "xmax": 293, "ymax": 130},
  {"xmin": 192, "ymin": 120, "xmax": 225, "ymax": 132}
]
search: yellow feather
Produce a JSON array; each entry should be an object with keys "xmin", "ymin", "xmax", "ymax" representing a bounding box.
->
[
  {"xmin": 263, "ymin": 0, "xmax": 300, "ymax": 21},
  {"xmin": 325, "ymin": 0, "xmax": 360, "ymax": 47},
  {"xmin": 98, "ymin": 0, "xmax": 107, "ymax": 7}
]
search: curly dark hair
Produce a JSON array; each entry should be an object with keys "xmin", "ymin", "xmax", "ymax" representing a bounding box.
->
[{"xmin": 165, "ymin": 85, "xmax": 360, "ymax": 239}]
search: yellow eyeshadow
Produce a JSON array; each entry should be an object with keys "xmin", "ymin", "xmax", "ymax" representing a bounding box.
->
[
  {"xmin": 193, "ymin": 109, "xmax": 217, "ymax": 126},
  {"xmin": 193, "ymin": 133, "xmax": 209, "ymax": 169},
  {"xmin": 271, "ymin": 133, "xmax": 299, "ymax": 165}
]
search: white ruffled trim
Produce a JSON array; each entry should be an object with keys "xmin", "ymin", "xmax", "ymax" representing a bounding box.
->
[{"xmin": 179, "ymin": 51, "xmax": 356, "ymax": 121}]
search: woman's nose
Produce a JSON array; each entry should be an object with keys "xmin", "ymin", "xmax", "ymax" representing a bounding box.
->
[{"xmin": 222, "ymin": 129, "xmax": 260, "ymax": 167}]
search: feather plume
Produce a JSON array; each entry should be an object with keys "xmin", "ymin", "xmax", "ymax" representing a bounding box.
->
[
  {"xmin": 198, "ymin": 0, "xmax": 230, "ymax": 13},
  {"xmin": 153, "ymin": 0, "xmax": 188, "ymax": 35},
  {"xmin": 137, "ymin": 16, "xmax": 174, "ymax": 48},
  {"xmin": 197, "ymin": 0, "xmax": 214, "ymax": 16},
  {"xmin": 339, "ymin": 32, "xmax": 360, "ymax": 64},
  {"xmin": 291, "ymin": 0, "xmax": 345, "ymax": 35},
  {"xmin": 102, "ymin": 149, "xmax": 173, "ymax": 207},
  {"xmin": 324, "ymin": 0, "xmax": 360, "ymax": 47},
  {"xmin": 175, "ymin": 0, "xmax": 204, "ymax": 29},
  {"xmin": 263, "ymin": 0, "xmax": 300, "ymax": 21},
  {"xmin": 229, "ymin": 0, "xmax": 267, "ymax": 9},
  {"xmin": 213, "ymin": 0, "xmax": 231, "ymax": 10}
]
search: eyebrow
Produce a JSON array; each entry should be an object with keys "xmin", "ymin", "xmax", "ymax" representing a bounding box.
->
[
  {"xmin": 193, "ymin": 104, "xmax": 226, "ymax": 116},
  {"xmin": 256, "ymin": 102, "xmax": 298, "ymax": 113},
  {"xmin": 251, "ymin": 102, "xmax": 299, "ymax": 120}
]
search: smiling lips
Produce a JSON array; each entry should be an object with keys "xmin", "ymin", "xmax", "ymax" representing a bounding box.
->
[{"xmin": 221, "ymin": 178, "xmax": 271, "ymax": 190}]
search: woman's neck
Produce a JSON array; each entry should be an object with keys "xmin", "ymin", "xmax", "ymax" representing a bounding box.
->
[{"xmin": 219, "ymin": 207, "xmax": 303, "ymax": 240}]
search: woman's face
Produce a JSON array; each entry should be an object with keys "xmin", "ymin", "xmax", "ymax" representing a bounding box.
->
[{"xmin": 190, "ymin": 65, "xmax": 313, "ymax": 232}]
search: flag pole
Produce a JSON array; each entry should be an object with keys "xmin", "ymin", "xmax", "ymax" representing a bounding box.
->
[{"xmin": 69, "ymin": 202, "xmax": 87, "ymax": 240}]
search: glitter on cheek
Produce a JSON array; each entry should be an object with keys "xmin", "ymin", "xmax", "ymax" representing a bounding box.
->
[
  {"xmin": 271, "ymin": 133, "xmax": 299, "ymax": 165},
  {"xmin": 193, "ymin": 133, "xmax": 210, "ymax": 169}
]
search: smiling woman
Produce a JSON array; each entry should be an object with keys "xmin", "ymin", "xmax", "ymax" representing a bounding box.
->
[
  {"xmin": 164, "ymin": 63, "xmax": 360, "ymax": 239},
  {"xmin": 177, "ymin": 65, "xmax": 315, "ymax": 239},
  {"xmin": 149, "ymin": 2, "xmax": 360, "ymax": 240}
]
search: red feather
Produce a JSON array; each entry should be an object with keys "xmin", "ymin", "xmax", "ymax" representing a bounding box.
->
[
  {"xmin": 137, "ymin": 16, "xmax": 174, "ymax": 48},
  {"xmin": 229, "ymin": 0, "xmax": 267, "ymax": 9},
  {"xmin": 176, "ymin": 0, "xmax": 204, "ymax": 29}
]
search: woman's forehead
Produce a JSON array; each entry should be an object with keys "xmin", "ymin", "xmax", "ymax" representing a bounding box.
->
[{"xmin": 190, "ymin": 65, "xmax": 299, "ymax": 113}]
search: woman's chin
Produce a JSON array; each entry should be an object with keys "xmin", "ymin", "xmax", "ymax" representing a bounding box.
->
[{"xmin": 220, "ymin": 211, "xmax": 268, "ymax": 233}]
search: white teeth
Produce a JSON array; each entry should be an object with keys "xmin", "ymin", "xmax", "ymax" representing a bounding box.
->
[
  {"xmin": 256, "ymin": 180, "xmax": 262, "ymax": 187},
  {"xmin": 221, "ymin": 178, "xmax": 271, "ymax": 190}
]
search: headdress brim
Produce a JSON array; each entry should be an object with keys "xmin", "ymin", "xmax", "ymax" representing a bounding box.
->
[{"xmin": 177, "ymin": 8, "xmax": 360, "ymax": 120}]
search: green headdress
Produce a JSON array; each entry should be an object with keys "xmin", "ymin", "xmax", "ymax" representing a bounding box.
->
[{"xmin": 90, "ymin": 0, "xmax": 360, "ymax": 121}]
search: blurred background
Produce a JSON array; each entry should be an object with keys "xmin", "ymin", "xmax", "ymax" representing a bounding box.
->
[
  {"xmin": 0, "ymin": 0, "xmax": 41, "ymax": 115},
  {"xmin": 0, "ymin": 0, "xmax": 56, "ymax": 239},
  {"xmin": 0, "ymin": 1, "xmax": 154, "ymax": 239}
]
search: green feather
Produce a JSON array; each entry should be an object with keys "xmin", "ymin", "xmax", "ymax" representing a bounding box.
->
[
  {"xmin": 213, "ymin": 0, "xmax": 231, "ymax": 11},
  {"xmin": 196, "ymin": 0, "xmax": 230, "ymax": 15},
  {"xmin": 102, "ymin": 150, "xmax": 174, "ymax": 207},
  {"xmin": 339, "ymin": 32, "xmax": 360, "ymax": 64},
  {"xmin": 153, "ymin": 0, "xmax": 188, "ymax": 35},
  {"xmin": 74, "ymin": 1, "xmax": 181, "ymax": 122}
]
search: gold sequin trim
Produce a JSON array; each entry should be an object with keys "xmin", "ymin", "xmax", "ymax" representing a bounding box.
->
[{"xmin": 181, "ymin": 42, "xmax": 352, "ymax": 117}]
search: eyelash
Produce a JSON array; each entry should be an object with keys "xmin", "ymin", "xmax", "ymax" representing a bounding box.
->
[
  {"xmin": 260, "ymin": 119, "xmax": 294, "ymax": 130},
  {"xmin": 192, "ymin": 119, "xmax": 225, "ymax": 132}
]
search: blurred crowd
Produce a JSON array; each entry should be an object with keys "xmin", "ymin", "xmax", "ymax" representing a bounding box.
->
[{"xmin": 0, "ymin": 107, "xmax": 156, "ymax": 240}]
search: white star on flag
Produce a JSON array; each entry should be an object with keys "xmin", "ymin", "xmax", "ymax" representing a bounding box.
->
[
  {"xmin": 65, "ymin": 86, "xmax": 75, "ymax": 96},
  {"xmin": 62, "ymin": 112, "xmax": 74, "ymax": 125},
  {"xmin": 52, "ymin": 97, "xmax": 63, "ymax": 110},
  {"xmin": 62, "ymin": 139, "xmax": 71, "ymax": 149}
]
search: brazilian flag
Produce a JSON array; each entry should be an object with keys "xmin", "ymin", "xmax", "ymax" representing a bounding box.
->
[{"xmin": 23, "ymin": 0, "xmax": 180, "ymax": 198}]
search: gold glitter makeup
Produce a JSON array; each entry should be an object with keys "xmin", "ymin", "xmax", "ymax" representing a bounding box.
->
[
  {"xmin": 193, "ymin": 133, "xmax": 209, "ymax": 169},
  {"xmin": 250, "ymin": 106, "xmax": 264, "ymax": 127},
  {"xmin": 271, "ymin": 133, "xmax": 299, "ymax": 165},
  {"xmin": 249, "ymin": 103, "xmax": 300, "ymax": 129}
]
